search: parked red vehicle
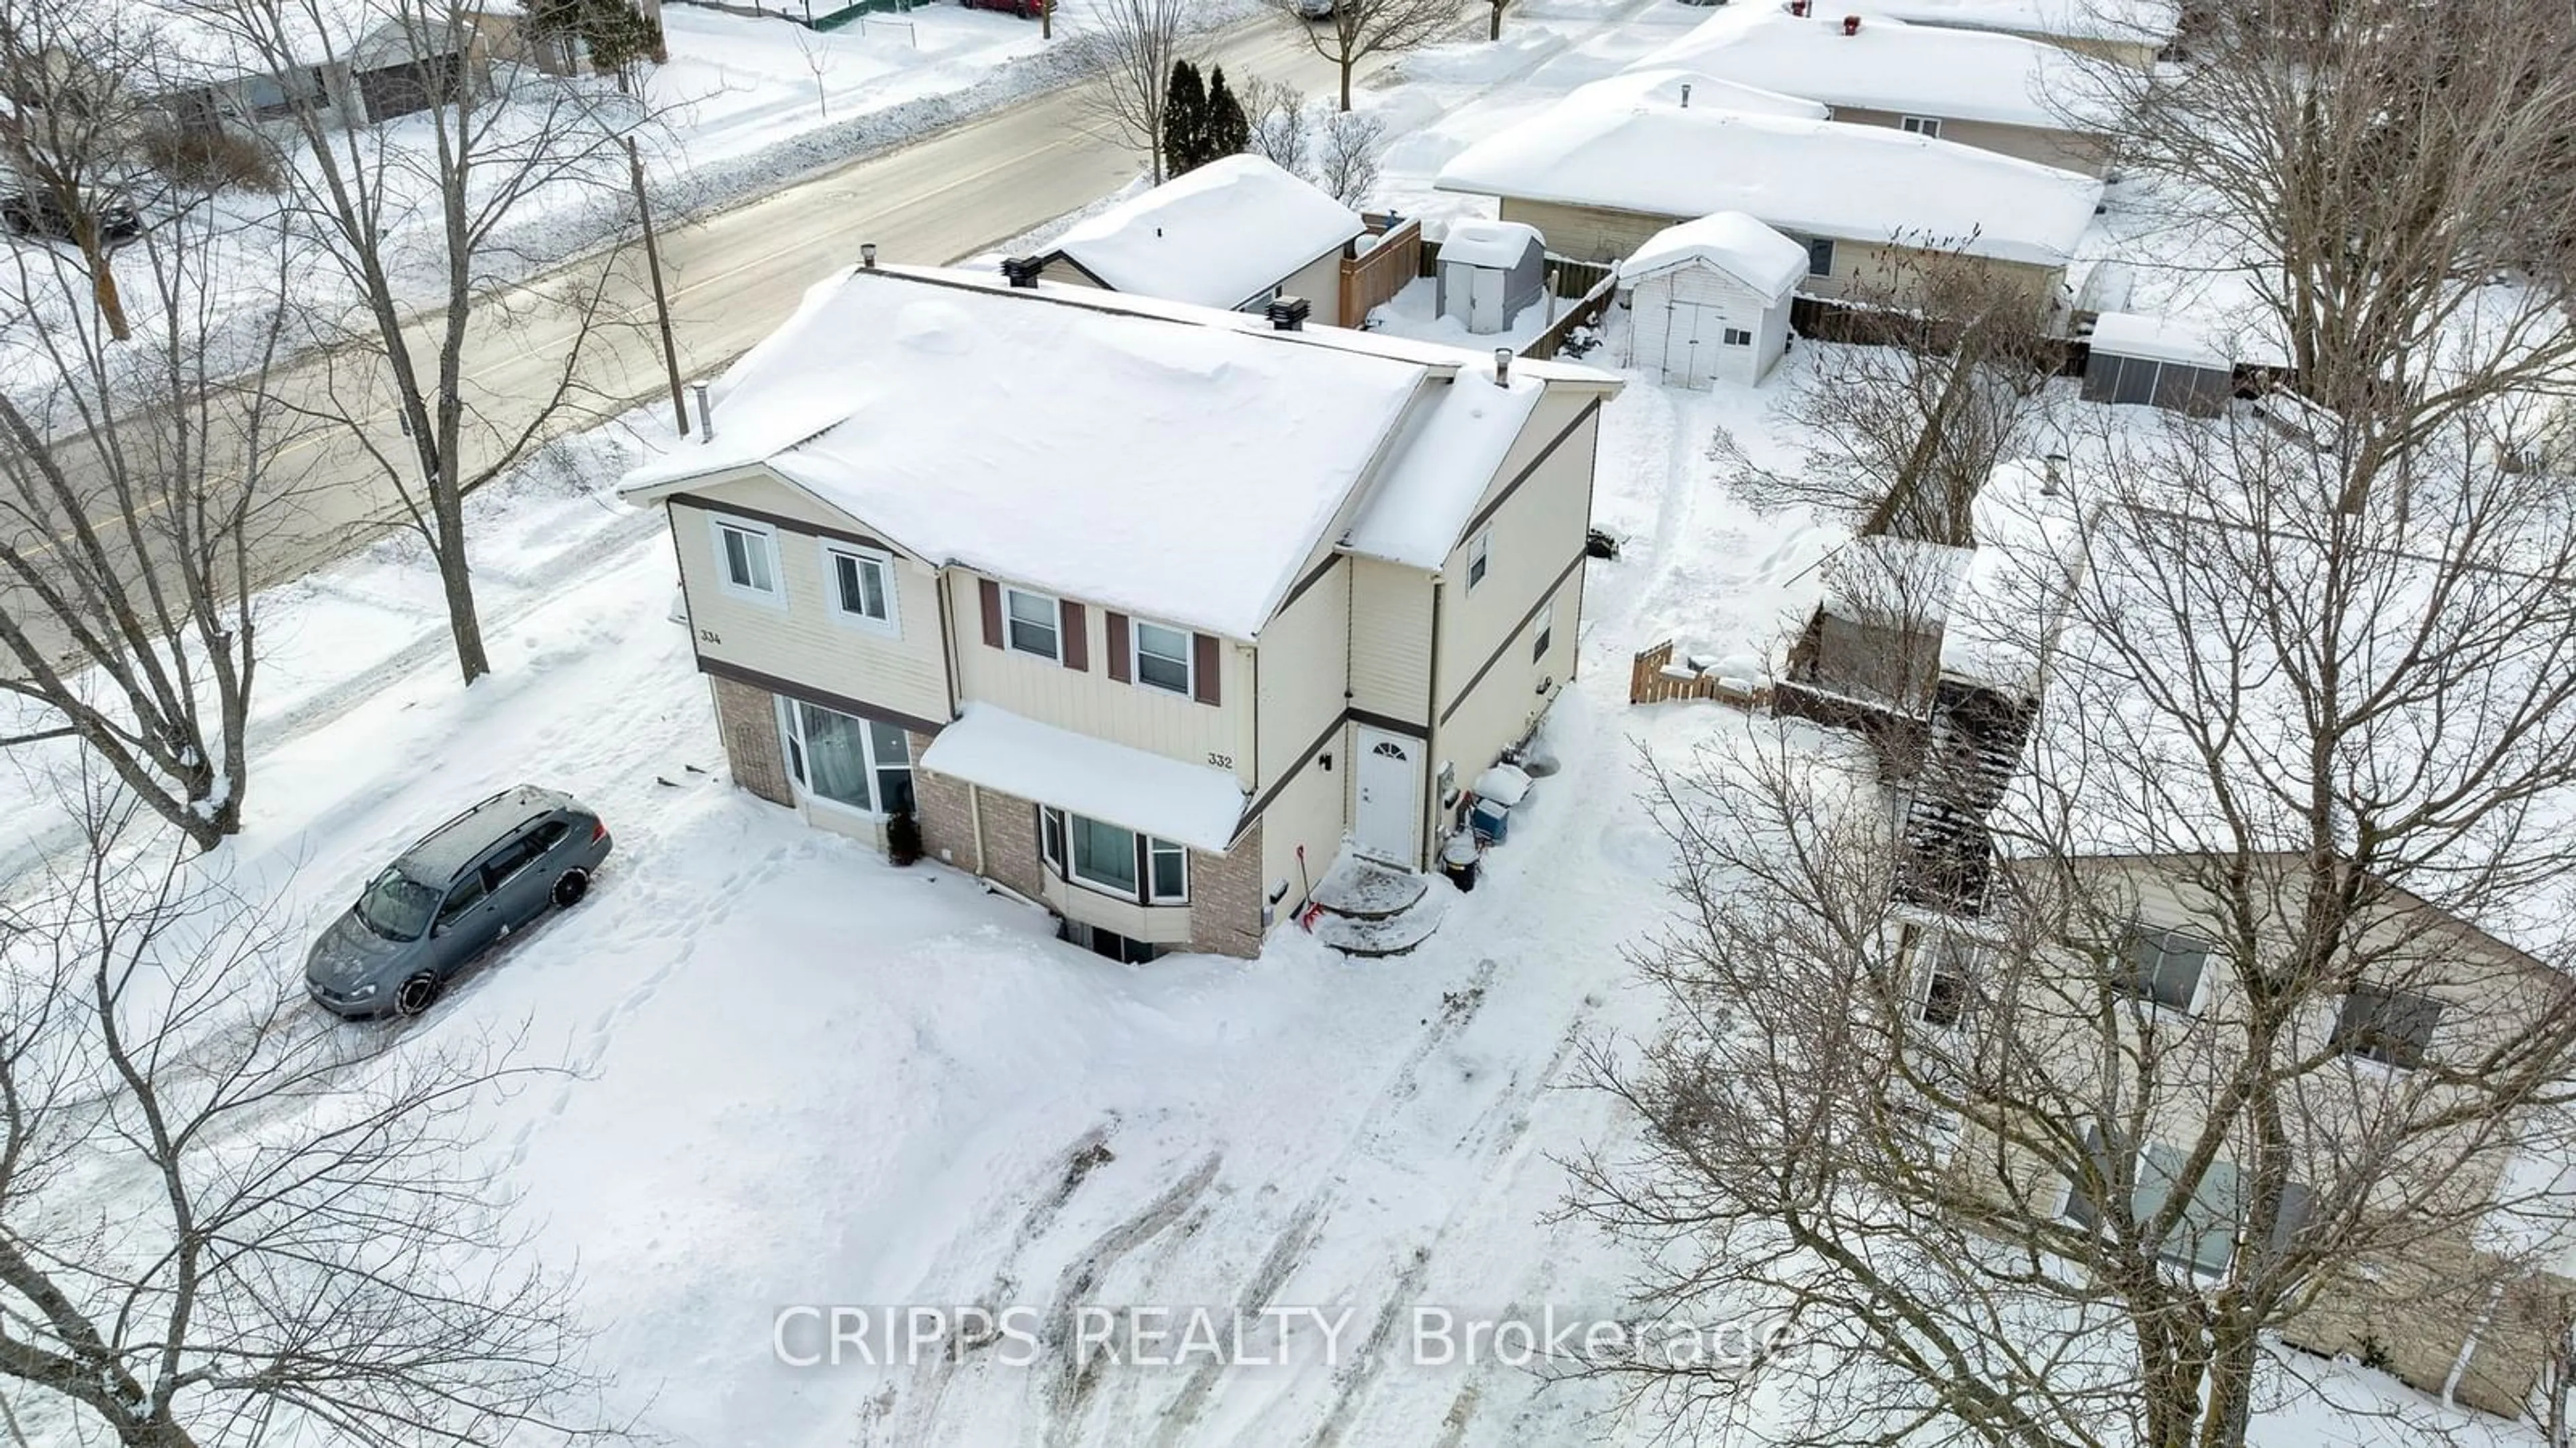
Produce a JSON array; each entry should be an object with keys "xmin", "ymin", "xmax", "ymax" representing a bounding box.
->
[{"xmin": 960, "ymin": 0, "xmax": 1045, "ymax": 16}]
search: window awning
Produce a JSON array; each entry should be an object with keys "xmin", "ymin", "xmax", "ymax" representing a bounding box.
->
[{"xmin": 918, "ymin": 705, "xmax": 1248, "ymax": 854}]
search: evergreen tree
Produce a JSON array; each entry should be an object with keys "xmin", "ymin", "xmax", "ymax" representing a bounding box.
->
[
  {"xmin": 1163, "ymin": 58, "xmax": 1208, "ymax": 175},
  {"xmin": 1203, "ymin": 65, "xmax": 1251, "ymax": 160}
]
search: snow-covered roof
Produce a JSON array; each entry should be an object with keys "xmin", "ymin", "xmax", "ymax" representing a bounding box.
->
[
  {"xmin": 1435, "ymin": 79, "xmax": 2104, "ymax": 268},
  {"xmin": 2086, "ymin": 311, "xmax": 2231, "ymax": 370},
  {"xmin": 1638, "ymin": 5, "xmax": 2116, "ymax": 132},
  {"xmin": 1618, "ymin": 211, "xmax": 1809, "ymax": 300},
  {"xmin": 621, "ymin": 267, "xmax": 1620, "ymax": 637},
  {"xmin": 1342, "ymin": 354, "xmax": 1547, "ymax": 569},
  {"xmin": 1438, "ymin": 219, "xmax": 1542, "ymax": 270},
  {"xmin": 1937, "ymin": 459, "xmax": 2087, "ymax": 691},
  {"xmin": 1822, "ymin": 535, "xmax": 1972, "ymax": 623},
  {"xmin": 1569, "ymin": 66, "xmax": 1831, "ymax": 121},
  {"xmin": 918, "ymin": 705, "xmax": 1246, "ymax": 851},
  {"xmin": 1866, "ymin": 0, "xmax": 2180, "ymax": 47},
  {"xmin": 1044, "ymin": 154, "xmax": 1365, "ymax": 311}
]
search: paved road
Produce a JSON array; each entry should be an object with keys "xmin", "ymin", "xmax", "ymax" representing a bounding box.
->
[{"xmin": 261, "ymin": 13, "xmax": 1438, "ymax": 585}]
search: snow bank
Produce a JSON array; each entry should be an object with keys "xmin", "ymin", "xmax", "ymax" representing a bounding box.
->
[
  {"xmin": 1617, "ymin": 211, "xmax": 1809, "ymax": 299},
  {"xmin": 1436, "ymin": 76, "xmax": 2104, "ymax": 268},
  {"xmin": 1637, "ymin": 5, "xmax": 2117, "ymax": 132},
  {"xmin": 2086, "ymin": 310, "xmax": 2231, "ymax": 369},
  {"xmin": 918, "ymin": 703, "xmax": 1246, "ymax": 849},
  {"xmin": 1046, "ymin": 154, "xmax": 1364, "ymax": 311}
]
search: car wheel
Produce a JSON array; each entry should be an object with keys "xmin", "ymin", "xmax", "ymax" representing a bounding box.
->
[
  {"xmin": 551, "ymin": 868, "xmax": 590, "ymax": 909},
  {"xmin": 394, "ymin": 972, "xmax": 443, "ymax": 1017}
]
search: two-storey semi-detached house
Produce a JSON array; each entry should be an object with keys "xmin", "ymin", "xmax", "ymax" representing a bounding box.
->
[{"xmin": 620, "ymin": 262, "xmax": 1622, "ymax": 962}]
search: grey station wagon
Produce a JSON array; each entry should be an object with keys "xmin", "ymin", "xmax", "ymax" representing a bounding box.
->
[{"xmin": 306, "ymin": 785, "xmax": 612, "ymax": 1018}]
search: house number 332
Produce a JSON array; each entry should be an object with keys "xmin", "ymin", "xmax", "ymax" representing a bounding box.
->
[{"xmin": 1206, "ymin": 752, "xmax": 1234, "ymax": 770}]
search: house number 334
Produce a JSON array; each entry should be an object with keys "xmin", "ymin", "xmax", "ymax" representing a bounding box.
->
[{"xmin": 1206, "ymin": 752, "xmax": 1234, "ymax": 770}]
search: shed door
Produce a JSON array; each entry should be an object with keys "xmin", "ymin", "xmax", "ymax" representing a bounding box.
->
[
  {"xmin": 1467, "ymin": 266, "xmax": 1507, "ymax": 334},
  {"xmin": 1662, "ymin": 301, "xmax": 1724, "ymax": 388}
]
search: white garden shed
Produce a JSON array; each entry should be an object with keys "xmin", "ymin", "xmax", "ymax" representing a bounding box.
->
[
  {"xmin": 1617, "ymin": 211, "xmax": 1807, "ymax": 389},
  {"xmin": 1435, "ymin": 219, "xmax": 1547, "ymax": 335}
]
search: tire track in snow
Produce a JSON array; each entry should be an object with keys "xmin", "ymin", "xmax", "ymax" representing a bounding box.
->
[{"xmin": 1040, "ymin": 1151, "xmax": 1226, "ymax": 1446}]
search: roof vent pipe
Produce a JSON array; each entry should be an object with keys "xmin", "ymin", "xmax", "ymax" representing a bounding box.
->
[
  {"xmin": 861, "ymin": 242, "xmax": 877, "ymax": 269},
  {"xmin": 1843, "ymin": 13, "xmax": 1861, "ymax": 33},
  {"xmin": 1787, "ymin": 0, "xmax": 1809, "ymax": 14},
  {"xmin": 1002, "ymin": 256, "xmax": 1044, "ymax": 288},
  {"xmin": 1493, "ymin": 347, "xmax": 1512, "ymax": 388},
  {"xmin": 1679, "ymin": 81, "xmax": 1692, "ymax": 107},
  {"xmin": 1267, "ymin": 295, "xmax": 1311, "ymax": 331},
  {"xmin": 691, "ymin": 381, "xmax": 713, "ymax": 443}
]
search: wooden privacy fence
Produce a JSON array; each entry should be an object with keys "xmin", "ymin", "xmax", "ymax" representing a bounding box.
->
[
  {"xmin": 1338, "ymin": 215, "xmax": 1421, "ymax": 328},
  {"xmin": 1523, "ymin": 273, "xmax": 1618, "ymax": 361},
  {"xmin": 1631, "ymin": 640, "xmax": 1758, "ymax": 706}
]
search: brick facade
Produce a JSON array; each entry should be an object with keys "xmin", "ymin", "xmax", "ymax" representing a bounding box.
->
[
  {"xmin": 911, "ymin": 741, "xmax": 974, "ymax": 871},
  {"xmin": 975, "ymin": 785, "xmax": 1049, "ymax": 902},
  {"xmin": 710, "ymin": 676, "xmax": 791, "ymax": 806},
  {"xmin": 1189, "ymin": 821, "xmax": 1265, "ymax": 958}
]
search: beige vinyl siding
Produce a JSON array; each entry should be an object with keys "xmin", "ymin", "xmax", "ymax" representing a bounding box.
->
[
  {"xmin": 1277, "ymin": 248, "xmax": 1346, "ymax": 315},
  {"xmin": 1034, "ymin": 256, "xmax": 1106, "ymax": 291},
  {"xmin": 1794, "ymin": 237, "xmax": 2067, "ymax": 311},
  {"xmin": 1250, "ymin": 554, "xmax": 1353, "ymax": 916},
  {"xmin": 1498, "ymin": 197, "xmax": 1674, "ymax": 266},
  {"xmin": 1429, "ymin": 395, "xmax": 1598, "ymax": 795},
  {"xmin": 948, "ymin": 570, "xmax": 1254, "ymax": 787},
  {"xmin": 1040, "ymin": 869, "xmax": 1195, "ymax": 945},
  {"xmin": 1827, "ymin": 106, "xmax": 2112, "ymax": 176},
  {"xmin": 669, "ymin": 496, "xmax": 949, "ymax": 729},
  {"xmin": 672, "ymin": 469, "xmax": 878, "ymax": 535},
  {"xmin": 1347, "ymin": 559, "xmax": 1434, "ymax": 723}
]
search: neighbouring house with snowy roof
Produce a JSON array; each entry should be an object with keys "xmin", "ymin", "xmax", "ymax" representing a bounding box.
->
[
  {"xmin": 1433, "ymin": 72, "xmax": 2104, "ymax": 316},
  {"xmin": 1028, "ymin": 154, "xmax": 1366, "ymax": 319},
  {"xmin": 1864, "ymin": 0, "xmax": 2179, "ymax": 66},
  {"xmin": 1635, "ymin": 5, "xmax": 2119, "ymax": 175},
  {"xmin": 127, "ymin": 0, "xmax": 511, "ymax": 136},
  {"xmin": 1616, "ymin": 211, "xmax": 1807, "ymax": 388},
  {"xmin": 2078, "ymin": 311, "xmax": 2241, "ymax": 414},
  {"xmin": 620, "ymin": 260, "xmax": 1623, "ymax": 962}
]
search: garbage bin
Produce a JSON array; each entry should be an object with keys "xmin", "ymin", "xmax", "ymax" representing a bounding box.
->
[
  {"xmin": 1440, "ymin": 833, "xmax": 1481, "ymax": 892},
  {"xmin": 1468, "ymin": 796, "xmax": 1511, "ymax": 845}
]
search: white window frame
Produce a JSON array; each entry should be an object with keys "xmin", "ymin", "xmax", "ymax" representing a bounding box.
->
[
  {"xmin": 1466, "ymin": 529, "xmax": 1491, "ymax": 591},
  {"xmin": 822, "ymin": 541, "xmax": 900, "ymax": 636},
  {"xmin": 1913, "ymin": 933, "xmax": 1976, "ymax": 1031},
  {"xmin": 1148, "ymin": 837, "xmax": 1189, "ymax": 904},
  {"xmin": 1722, "ymin": 327, "xmax": 1754, "ymax": 346},
  {"xmin": 775, "ymin": 697, "xmax": 913, "ymax": 818},
  {"xmin": 710, "ymin": 515, "xmax": 784, "ymax": 607},
  {"xmin": 2333, "ymin": 985, "xmax": 2441, "ymax": 1072},
  {"xmin": 1900, "ymin": 114, "xmax": 1942, "ymax": 138},
  {"xmin": 1532, "ymin": 599, "xmax": 1554, "ymax": 662},
  {"xmin": 1131, "ymin": 618, "xmax": 1195, "ymax": 696},
  {"xmin": 1004, "ymin": 586, "xmax": 1062, "ymax": 662},
  {"xmin": 2120, "ymin": 923, "xmax": 2210, "ymax": 1017},
  {"xmin": 1038, "ymin": 805, "xmax": 1189, "ymax": 906}
]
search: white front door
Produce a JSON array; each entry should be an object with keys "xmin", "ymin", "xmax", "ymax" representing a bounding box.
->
[
  {"xmin": 1468, "ymin": 266, "xmax": 1507, "ymax": 334},
  {"xmin": 1352, "ymin": 726, "xmax": 1423, "ymax": 866}
]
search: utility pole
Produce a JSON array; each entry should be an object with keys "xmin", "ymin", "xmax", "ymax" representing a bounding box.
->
[{"xmin": 624, "ymin": 134, "xmax": 688, "ymax": 437}]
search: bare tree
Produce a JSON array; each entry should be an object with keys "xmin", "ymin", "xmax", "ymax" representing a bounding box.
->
[
  {"xmin": 1487, "ymin": 0, "xmax": 1507, "ymax": 41},
  {"xmin": 0, "ymin": 71, "xmax": 316, "ymax": 847},
  {"xmin": 1575, "ymin": 391, "xmax": 2576, "ymax": 1447},
  {"xmin": 792, "ymin": 21, "xmax": 835, "ymax": 119},
  {"xmin": 2090, "ymin": 0, "xmax": 2576, "ymax": 499},
  {"xmin": 0, "ymin": 0, "xmax": 153, "ymax": 342},
  {"xmin": 0, "ymin": 780, "xmax": 615, "ymax": 1445},
  {"xmin": 1265, "ymin": 0, "xmax": 1456, "ymax": 112},
  {"xmin": 1238, "ymin": 74, "xmax": 1307, "ymax": 175},
  {"xmin": 1716, "ymin": 245, "xmax": 2059, "ymax": 546},
  {"xmin": 1311, "ymin": 105, "xmax": 1382, "ymax": 206},
  {"xmin": 1064, "ymin": 0, "xmax": 1188, "ymax": 184},
  {"xmin": 217, "ymin": 0, "xmax": 647, "ymax": 686}
]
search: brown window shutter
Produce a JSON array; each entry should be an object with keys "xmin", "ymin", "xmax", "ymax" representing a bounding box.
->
[
  {"xmin": 979, "ymin": 579, "xmax": 1003, "ymax": 649},
  {"xmin": 1192, "ymin": 633, "xmax": 1220, "ymax": 705},
  {"xmin": 1106, "ymin": 611, "xmax": 1131, "ymax": 683},
  {"xmin": 1061, "ymin": 600, "xmax": 1088, "ymax": 670}
]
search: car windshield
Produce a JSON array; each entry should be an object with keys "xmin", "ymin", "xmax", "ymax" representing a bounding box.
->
[{"xmin": 353, "ymin": 866, "xmax": 440, "ymax": 941}]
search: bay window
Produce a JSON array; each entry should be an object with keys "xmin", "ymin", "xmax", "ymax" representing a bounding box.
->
[
  {"xmin": 1036, "ymin": 805, "xmax": 1189, "ymax": 905},
  {"xmin": 777, "ymin": 699, "xmax": 913, "ymax": 815}
]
